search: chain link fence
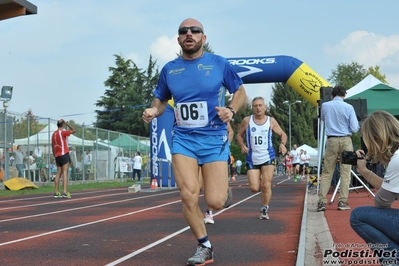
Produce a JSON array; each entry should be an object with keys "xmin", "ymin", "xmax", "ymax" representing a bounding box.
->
[{"xmin": 1, "ymin": 109, "xmax": 150, "ymax": 182}]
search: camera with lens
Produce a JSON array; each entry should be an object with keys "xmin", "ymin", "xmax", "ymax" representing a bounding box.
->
[{"xmin": 341, "ymin": 150, "xmax": 364, "ymax": 165}]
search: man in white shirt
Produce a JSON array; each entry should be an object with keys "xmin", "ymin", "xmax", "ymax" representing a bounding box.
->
[
  {"xmin": 303, "ymin": 150, "xmax": 311, "ymax": 179},
  {"xmin": 132, "ymin": 151, "xmax": 142, "ymax": 181},
  {"xmin": 299, "ymin": 149, "xmax": 305, "ymax": 179},
  {"xmin": 235, "ymin": 159, "xmax": 242, "ymax": 175},
  {"xmin": 26, "ymin": 151, "xmax": 37, "ymax": 181},
  {"xmin": 83, "ymin": 150, "xmax": 92, "ymax": 180},
  {"xmin": 290, "ymin": 144, "xmax": 301, "ymax": 181}
]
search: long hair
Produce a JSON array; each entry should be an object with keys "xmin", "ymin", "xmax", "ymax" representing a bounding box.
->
[{"xmin": 361, "ymin": 110, "xmax": 399, "ymax": 165}]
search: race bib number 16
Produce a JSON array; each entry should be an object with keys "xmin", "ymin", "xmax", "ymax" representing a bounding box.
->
[{"xmin": 174, "ymin": 101, "xmax": 208, "ymax": 128}]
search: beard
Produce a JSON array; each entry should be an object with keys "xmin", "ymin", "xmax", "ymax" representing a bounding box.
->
[{"xmin": 180, "ymin": 39, "xmax": 203, "ymax": 55}]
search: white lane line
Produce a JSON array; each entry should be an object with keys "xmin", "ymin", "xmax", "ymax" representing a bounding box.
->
[
  {"xmin": 105, "ymin": 192, "xmax": 260, "ymax": 266},
  {"xmin": 0, "ymin": 188, "xmax": 170, "ymax": 211},
  {"xmin": 0, "ymin": 199, "xmax": 182, "ymax": 247},
  {"xmin": 0, "ymin": 190, "xmax": 179, "ymax": 223},
  {"xmin": 276, "ymin": 178, "xmax": 291, "ymax": 185},
  {"xmin": 0, "ymin": 192, "xmax": 125, "ymax": 211},
  {"xmin": 0, "ymin": 188, "xmax": 126, "ymax": 203}
]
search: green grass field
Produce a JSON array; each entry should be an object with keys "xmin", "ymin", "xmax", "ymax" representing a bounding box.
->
[{"xmin": 0, "ymin": 180, "xmax": 143, "ymax": 197}]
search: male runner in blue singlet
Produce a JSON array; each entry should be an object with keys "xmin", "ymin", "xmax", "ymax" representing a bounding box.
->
[{"xmin": 142, "ymin": 18, "xmax": 246, "ymax": 266}]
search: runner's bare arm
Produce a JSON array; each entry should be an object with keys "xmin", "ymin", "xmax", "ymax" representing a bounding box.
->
[{"xmin": 236, "ymin": 116, "xmax": 250, "ymax": 154}]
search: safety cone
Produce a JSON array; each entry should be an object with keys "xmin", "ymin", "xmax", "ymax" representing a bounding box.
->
[
  {"xmin": 154, "ymin": 179, "xmax": 158, "ymax": 188},
  {"xmin": 150, "ymin": 179, "xmax": 156, "ymax": 189}
]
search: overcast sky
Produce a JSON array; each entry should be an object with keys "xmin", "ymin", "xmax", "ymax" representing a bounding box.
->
[{"xmin": 1, "ymin": 0, "xmax": 398, "ymax": 125}]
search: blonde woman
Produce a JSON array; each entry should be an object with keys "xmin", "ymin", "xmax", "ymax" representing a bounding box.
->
[{"xmin": 350, "ymin": 110, "xmax": 399, "ymax": 265}]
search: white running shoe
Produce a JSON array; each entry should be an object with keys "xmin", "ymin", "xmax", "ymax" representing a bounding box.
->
[
  {"xmin": 204, "ymin": 213, "xmax": 215, "ymax": 224},
  {"xmin": 260, "ymin": 206, "xmax": 270, "ymax": 220}
]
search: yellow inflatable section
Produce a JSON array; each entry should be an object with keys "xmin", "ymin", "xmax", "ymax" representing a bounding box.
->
[
  {"xmin": 228, "ymin": 55, "xmax": 331, "ymax": 107},
  {"xmin": 286, "ymin": 62, "xmax": 331, "ymax": 106}
]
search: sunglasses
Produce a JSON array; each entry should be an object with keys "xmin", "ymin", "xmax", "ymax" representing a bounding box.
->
[{"xmin": 178, "ymin": 26, "xmax": 203, "ymax": 35}]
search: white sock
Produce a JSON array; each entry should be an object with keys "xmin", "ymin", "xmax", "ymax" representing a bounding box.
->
[{"xmin": 202, "ymin": 240, "xmax": 211, "ymax": 248}]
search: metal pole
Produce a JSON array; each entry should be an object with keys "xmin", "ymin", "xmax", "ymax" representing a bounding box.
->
[
  {"xmin": 47, "ymin": 118, "xmax": 51, "ymax": 181},
  {"xmin": 95, "ymin": 127, "xmax": 98, "ymax": 180},
  {"xmin": 283, "ymin": 100, "xmax": 301, "ymax": 150},
  {"xmin": 27, "ymin": 115, "xmax": 31, "ymax": 180},
  {"xmin": 4, "ymin": 103, "xmax": 9, "ymax": 180},
  {"xmin": 82, "ymin": 125, "xmax": 86, "ymax": 180}
]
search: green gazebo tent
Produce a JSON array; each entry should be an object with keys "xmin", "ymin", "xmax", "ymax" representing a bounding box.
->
[
  {"xmin": 109, "ymin": 134, "xmax": 150, "ymax": 155},
  {"xmin": 347, "ymin": 83, "xmax": 399, "ymax": 118}
]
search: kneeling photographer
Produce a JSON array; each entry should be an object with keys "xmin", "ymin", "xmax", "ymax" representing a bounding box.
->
[{"xmin": 350, "ymin": 110, "xmax": 399, "ymax": 265}]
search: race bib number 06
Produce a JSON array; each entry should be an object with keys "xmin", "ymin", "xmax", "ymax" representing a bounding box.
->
[{"xmin": 174, "ymin": 101, "xmax": 208, "ymax": 128}]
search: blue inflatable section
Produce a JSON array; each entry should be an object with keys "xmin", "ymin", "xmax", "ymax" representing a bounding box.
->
[
  {"xmin": 150, "ymin": 54, "xmax": 331, "ymax": 187},
  {"xmin": 150, "ymin": 106, "xmax": 175, "ymax": 188},
  {"xmin": 228, "ymin": 56, "xmax": 303, "ymax": 84}
]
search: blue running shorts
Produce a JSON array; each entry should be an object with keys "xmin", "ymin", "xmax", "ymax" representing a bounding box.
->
[{"xmin": 171, "ymin": 131, "xmax": 230, "ymax": 165}]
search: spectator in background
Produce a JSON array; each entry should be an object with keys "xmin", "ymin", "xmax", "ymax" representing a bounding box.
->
[
  {"xmin": 29, "ymin": 151, "xmax": 36, "ymax": 165},
  {"xmin": 84, "ymin": 150, "xmax": 92, "ymax": 167},
  {"xmin": 26, "ymin": 151, "xmax": 35, "ymax": 168},
  {"xmin": 0, "ymin": 152, "xmax": 5, "ymax": 169},
  {"xmin": 70, "ymin": 146, "xmax": 78, "ymax": 180},
  {"xmin": 132, "ymin": 151, "xmax": 142, "ymax": 181},
  {"xmin": 84, "ymin": 150, "xmax": 92, "ymax": 179},
  {"xmin": 235, "ymin": 159, "xmax": 242, "ymax": 175},
  {"xmin": 34, "ymin": 147, "xmax": 42, "ymax": 159},
  {"xmin": 317, "ymin": 85, "xmax": 359, "ymax": 212},
  {"xmin": 37, "ymin": 155, "xmax": 48, "ymax": 182},
  {"xmin": 52, "ymin": 119, "xmax": 76, "ymax": 198},
  {"xmin": 285, "ymin": 152, "xmax": 293, "ymax": 178},
  {"xmin": 9, "ymin": 155, "xmax": 15, "ymax": 166},
  {"xmin": 23, "ymin": 151, "xmax": 36, "ymax": 180},
  {"xmin": 290, "ymin": 144, "xmax": 301, "ymax": 181},
  {"xmin": 114, "ymin": 151, "xmax": 123, "ymax": 179},
  {"xmin": 299, "ymin": 149, "xmax": 305, "ymax": 179},
  {"xmin": 31, "ymin": 154, "xmax": 38, "ymax": 181},
  {"xmin": 50, "ymin": 157, "xmax": 56, "ymax": 180},
  {"xmin": 277, "ymin": 155, "xmax": 285, "ymax": 175},
  {"xmin": 229, "ymin": 153, "xmax": 236, "ymax": 180},
  {"xmin": 299, "ymin": 149, "xmax": 306, "ymax": 179},
  {"xmin": 14, "ymin": 145, "xmax": 24, "ymax": 177}
]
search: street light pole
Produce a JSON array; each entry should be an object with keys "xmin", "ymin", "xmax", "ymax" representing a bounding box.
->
[
  {"xmin": 283, "ymin": 100, "xmax": 301, "ymax": 150},
  {"xmin": 3, "ymin": 101, "xmax": 9, "ymax": 180},
  {"xmin": 1, "ymin": 86, "xmax": 13, "ymax": 181}
]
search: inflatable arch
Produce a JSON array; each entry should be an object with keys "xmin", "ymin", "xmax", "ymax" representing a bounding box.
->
[{"xmin": 150, "ymin": 55, "xmax": 331, "ymax": 187}]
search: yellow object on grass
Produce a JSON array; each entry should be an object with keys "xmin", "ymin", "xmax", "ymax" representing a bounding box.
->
[{"xmin": 3, "ymin": 177, "xmax": 38, "ymax": 191}]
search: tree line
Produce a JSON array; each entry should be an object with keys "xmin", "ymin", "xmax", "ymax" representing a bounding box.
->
[
  {"xmin": 93, "ymin": 49, "xmax": 387, "ymax": 164},
  {"xmin": 12, "ymin": 46, "xmax": 388, "ymax": 165}
]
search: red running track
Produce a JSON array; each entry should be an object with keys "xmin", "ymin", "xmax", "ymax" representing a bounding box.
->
[
  {"xmin": 0, "ymin": 175, "xmax": 305, "ymax": 266},
  {"xmin": 323, "ymin": 185, "xmax": 399, "ymax": 266}
]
